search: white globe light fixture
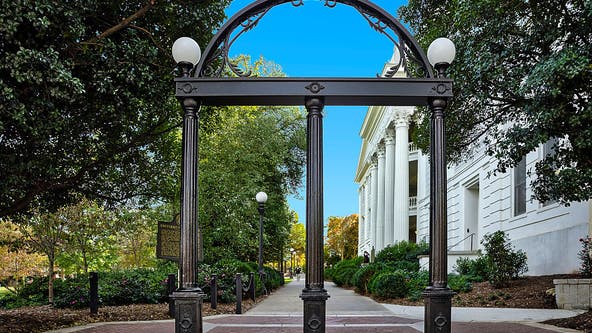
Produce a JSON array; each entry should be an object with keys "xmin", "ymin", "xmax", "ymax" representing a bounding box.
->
[
  {"xmin": 256, "ymin": 191, "xmax": 268, "ymax": 204},
  {"xmin": 172, "ymin": 37, "xmax": 202, "ymax": 65},
  {"xmin": 427, "ymin": 37, "xmax": 456, "ymax": 78}
]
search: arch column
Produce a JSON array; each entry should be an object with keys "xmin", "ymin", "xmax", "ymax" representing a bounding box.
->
[
  {"xmin": 394, "ymin": 111, "xmax": 410, "ymax": 242},
  {"xmin": 384, "ymin": 127, "xmax": 395, "ymax": 247}
]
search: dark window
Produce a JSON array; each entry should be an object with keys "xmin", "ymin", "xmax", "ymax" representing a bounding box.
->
[
  {"xmin": 514, "ymin": 157, "xmax": 526, "ymax": 216},
  {"xmin": 542, "ymin": 138, "xmax": 559, "ymax": 206}
]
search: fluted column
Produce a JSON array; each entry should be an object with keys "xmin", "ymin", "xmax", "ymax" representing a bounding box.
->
[
  {"xmin": 394, "ymin": 111, "xmax": 410, "ymax": 242},
  {"xmin": 370, "ymin": 155, "xmax": 378, "ymax": 250},
  {"xmin": 357, "ymin": 187, "xmax": 364, "ymax": 255},
  {"xmin": 384, "ymin": 128, "xmax": 395, "ymax": 247},
  {"xmin": 364, "ymin": 178, "xmax": 371, "ymax": 251},
  {"xmin": 376, "ymin": 143, "xmax": 386, "ymax": 251}
]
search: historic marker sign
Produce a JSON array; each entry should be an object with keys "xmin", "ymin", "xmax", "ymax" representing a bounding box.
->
[{"xmin": 157, "ymin": 215, "xmax": 180, "ymax": 261}]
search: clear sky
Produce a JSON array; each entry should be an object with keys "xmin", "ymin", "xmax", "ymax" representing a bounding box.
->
[{"xmin": 223, "ymin": 0, "xmax": 408, "ymax": 226}]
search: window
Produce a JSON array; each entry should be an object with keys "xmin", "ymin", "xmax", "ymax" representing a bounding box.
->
[
  {"xmin": 514, "ymin": 157, "xmax": 526, "ymax": 216},
  {"xmin": 542, "ymin": 138, "xmax": 559, "ymax": 206}
]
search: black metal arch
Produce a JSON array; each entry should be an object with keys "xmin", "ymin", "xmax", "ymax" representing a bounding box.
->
[{"xmin": 194, "ymin": 0, "xmax": 434, "ymax": 78}]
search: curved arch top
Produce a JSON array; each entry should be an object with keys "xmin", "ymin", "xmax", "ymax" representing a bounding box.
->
[{"xmin": 194, "ymin": 0, "xmax": 434, "ymax": 78}]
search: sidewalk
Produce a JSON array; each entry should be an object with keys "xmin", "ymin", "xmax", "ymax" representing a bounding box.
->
[{"xmin": 46, "ymin": 279, "xmax": 585, "ymax": 333}]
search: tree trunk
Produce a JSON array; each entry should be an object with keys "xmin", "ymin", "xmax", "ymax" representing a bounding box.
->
[{"xmin": 48, "ymin": 258, "xmax": 55, "ymax": 305}]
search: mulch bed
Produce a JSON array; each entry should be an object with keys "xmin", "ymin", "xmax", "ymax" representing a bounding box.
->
[{"xmin": 0, "ymin": 299, "xmax": 257, "ymax": 333}]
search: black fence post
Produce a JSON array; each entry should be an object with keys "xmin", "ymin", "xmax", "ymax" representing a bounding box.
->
[
  {"xmin": 211, "ymin": 274, "xmax": 217, "ymax": 310},
  {"xmin": 249, "ymin": 272, "xmax": 256, "ymax": 301},
  {"xmin": 89, "ymin": 272, "xmax": 98, "ymax": 315},
  {"xmin": 167, "ymin": 273, "xmax": 176, "ymax": 318},
  {"xmin": 235, "ymin": 273, "xmax": 242, "ymax": 314}
]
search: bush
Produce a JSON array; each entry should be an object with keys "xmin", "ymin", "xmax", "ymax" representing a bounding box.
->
[
  {"xmin": 481, "ymin": 231, "xmax": 528, "ymax": 288},
  {"xmin": 351, "ymin": 263, "xmax": 381, "ymax": 294},
  {"xmin": 454, "ymin": 255, "xmax": 488, "ymax": 282},
  {"xmin": 331, "ymin": 257, "xmax": 363, "ymax": 287},
  {"xmin": 447, "ymin": 274, "xmax": 472, "ymax": 293},
  {"xmin": 373, "ymin": 241, "xmax": 427, "ymax": 276},
  {"xmin": 371, "ymin": 270, "xmax": 409, "ymax": 299},
  {"xmin": 406, "ymin": 270, "xmax": 429, "ymax": 301}
]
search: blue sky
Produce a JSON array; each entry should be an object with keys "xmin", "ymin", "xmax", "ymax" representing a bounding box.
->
[{"xmin": 223, "ymin": 0, "xmax": 408, "ymax": 225}]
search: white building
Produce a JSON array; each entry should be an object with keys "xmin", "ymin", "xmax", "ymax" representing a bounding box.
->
[{"xmin": 355, "ymin": 49, "xmax": 591, "ymax": 276}]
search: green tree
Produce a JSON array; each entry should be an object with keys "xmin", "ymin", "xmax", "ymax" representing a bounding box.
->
[
  {"xmin": 326, "ymin": 214, "xmax": 359, "ymax": 260},
  {"xmin": 198, "ymin": 56, "xmax": 306, "ymax": 262},
  {"xmin": 18, "ymin": 208, "xmax": 70, "ymax": 304},
  {"xmin": 0, "ymin": 0, "xmax": 230, "ymax": 218},
  {"xmin": 399, "ymin": 0, "xmax": 592, "ymax": 204},
  {"xmin": 55, "ymin": 198, "xmax": 119, "ymax": 275}
]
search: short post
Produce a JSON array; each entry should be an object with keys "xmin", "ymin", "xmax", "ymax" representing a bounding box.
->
[
  {"xmin": 235, "ymin": 273, "xmax": 242, "ymax": 314},
  {"xmin": 168, "ymin": 274, "xmax": 176, "ymax": 318},
  {"xmin": 89, "ymin": 272, "xmax": 98, "ymax": 315},
  {"xmin": 249, "ymin": 272, "xmax": 256, "ymax": 301},
  {"xmin": 211, "ymin": 274, "xmax": 218, "ymax": 310}
]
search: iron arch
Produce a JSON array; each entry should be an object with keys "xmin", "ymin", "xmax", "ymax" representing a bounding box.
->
[{"xmin": 194, "ymin": 0, "xmax": 434, "ymax": 78}]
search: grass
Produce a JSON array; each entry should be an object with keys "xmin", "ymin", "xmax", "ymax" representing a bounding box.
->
[{"xmin": 0, "ymin": 287, "xmax": 9, "ymax": 296}]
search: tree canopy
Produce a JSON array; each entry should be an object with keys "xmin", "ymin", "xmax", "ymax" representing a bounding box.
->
[
  {"xmin": 0, "ymin": 0, "xmax": 230, "ymax": 217},
  {"xmin": 198, "ymin": 56, "xmax": 307, "ymax": 261},
  {"xmin": 326, "ymin": 214, "xmax": 359, "ymax": 260},
  {"xmin": 400, "ymin": 0, "xmax": 592, "ymax": 203}
]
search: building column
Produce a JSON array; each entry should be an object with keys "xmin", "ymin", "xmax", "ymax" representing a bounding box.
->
[
  {"xmin": 384, "ymin": 128, "xmax": 395, "ymax": 247},
  {"xmin": 357, "ymin": 186, "xmax": 364, "ymax": 256},
  {"xmin": 376, "ymin": 143, "xmax": 386, "ymax": 252},
  {"xmin": 364, "ymin": 178, "xmax": 372, "ymax": 252},
  {"xmin": 394, "ymin": 111, "xmax": 410, "ymax": 242},
  {"xmin": 370, "ymin": 155, "xmax": 378, "ymax": 250}
]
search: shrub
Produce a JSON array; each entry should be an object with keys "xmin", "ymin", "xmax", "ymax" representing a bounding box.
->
[
  {"xmin": 351, "ymin": 263, "xmax": 381, "ymax": 294},
  {"xmin": 481, "ymin": 231, "xmax": 528, "ymax": 288},
  {"xmin": 331, "ymin": 257, "xmax": 363, "ymax": 287},
  {"xmin": 374, "ymin": 241, "xmax": 428, "ymax": 271},
  {"xmin": 578, "ymin": 236, "xmax": 592, "ymax": 277},
  {"xmin": 454, "ymin": 255, "xmax": 488, "ymax": 282},
  {"xmin": 371, "ymin": 270, "xmax": 409, "ymax": 299},
  {"xmin": 447, "ymin": 274, "xmax": 472, "ymax": 293},
  {"xmin": 406, "ymin": 270, "xmax": 429, "ymax": 301}
]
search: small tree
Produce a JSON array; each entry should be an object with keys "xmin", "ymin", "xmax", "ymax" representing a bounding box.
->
[
  {"xmin": 578, "ymin": 236, "xmax": 592, "ymax": 277},
  {"xmin": 481, "ymin": 231, "xmax": 528, "ymax": 288}
]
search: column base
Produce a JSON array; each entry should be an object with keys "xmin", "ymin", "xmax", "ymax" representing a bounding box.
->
[
  {"xmin": 300, "ymin": 288, "xmax": 330, "ymax": 333},
  {"xmin": 423, "ymin": 287, "xmax": 455, "ymax": 333},
  {"xmin": 171, "ymin": 290, "xmax": 205, "ymax": 333}
]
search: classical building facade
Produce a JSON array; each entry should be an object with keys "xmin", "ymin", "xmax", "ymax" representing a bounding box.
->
[{"xmin": 355, "ymin": 49, "xmax": 591, "ymax": 275}]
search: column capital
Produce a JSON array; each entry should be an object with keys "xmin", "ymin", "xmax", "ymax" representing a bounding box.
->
[
  {"xmin": 370, "ymin": 154, "xmax": 378, "ymax": 167},
  {"xmin": 394, "ymin": 110, "xmax": 411, "ymax": 128},
  {"xmin": 385, "ymin": 128, "xmax": 395, "ymax": 144},
  {"xmin": 377, "ymin": 142, "xmax": 386, "ymax": 158}
]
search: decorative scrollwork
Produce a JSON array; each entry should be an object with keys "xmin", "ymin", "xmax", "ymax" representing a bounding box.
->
[
  {"xmin": 434, "ymin": 313, "xmax": 448, "ymax": 331},
  {"xmin": 291, "ymin": 0, "xmax": 304, "ymax": 6},
  {"xmin": 353, "ymin": 6, "xmax": 428, "ymax": 78},
  {"xmin": 201, "ymin": 8, "xmax": 272, "ymax": 77}
]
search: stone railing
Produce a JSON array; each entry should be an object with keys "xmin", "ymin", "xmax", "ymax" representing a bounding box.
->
[{"xmin": 554, "ymin": 278, "xmax": 592, "ymax": 309}]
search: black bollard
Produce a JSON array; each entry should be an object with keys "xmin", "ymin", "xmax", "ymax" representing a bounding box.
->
[
  {"xmin": 211, "ymin": 274, "xmax": 217, "ymax": 310},
  {"xmin": 235, "ymin": 273, "xmax": 242, "ymax": 314},
  {"xmin": 249, "ymin": 272, "xmax": 256, "ymax": 301},
  {"xmin": 167, "ymin": 273, "xmax": 176, "ymax": 318},
  {"xmin": 89, "ymin": 272, "xmax": 98, "ymax": 315}
]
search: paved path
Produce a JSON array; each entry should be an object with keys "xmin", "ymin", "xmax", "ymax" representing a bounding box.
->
[{"xmin": 46, "ymin": 279, "xmax": 585, "ymax": 333}]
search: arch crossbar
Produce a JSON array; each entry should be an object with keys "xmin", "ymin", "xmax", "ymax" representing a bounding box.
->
[{"xmin": 194, "ymin": 0, "xmax": 434, "ymax": 78}]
